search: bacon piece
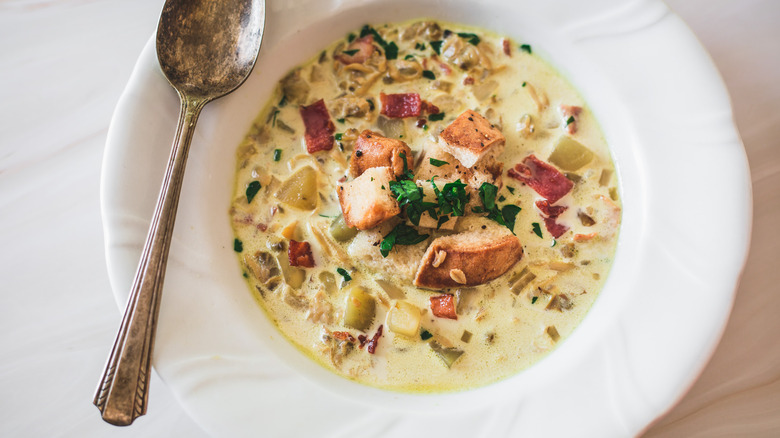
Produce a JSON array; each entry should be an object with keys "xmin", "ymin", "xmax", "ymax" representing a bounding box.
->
[
  {"xmin": 331, "ymin": 331, "xmax": 356, "ymax": 342},
  {"xmin": 430, "ymin": 294, "xmax": 457, "ymax": 320},
  {"xmin": 560, "ymin": 104, "xmax": 582, "ymax": 134},
  {"xmin": 288, "ymin": 240, "xmax": 315, "ymax": 267},
  {"xmin": 508, "ymin": 155, "xmax": 573, "ymax": 204},
  {"xmin": 366, "ymin": 325, "xmax": 383, "ymax": 354},
  {"xmin": 421, "ymin": 100, "xmax": 440, "ymax": 115},
  {"xmin": 535, "ymin": 200, "xmax": 567, "ymax": 218},
  {"xmin": 380, "ymin": 92, "xmax": 422, "ymax": 118},
  {"xmin": 573, "ymin": 232, "xmax": 598, "ymax": 242},
  {"xmin": 337, "ymin": 35, "xmax": 374, "ymax": 65},
  {"xmin": 300, "ymin": 99, "xmax": 335, "ymax": 153},
  {"xmin": 463, "ymin": 76, "xmax": 474, "ymax": 85},
  {"xmin": 502, "ymin": 39, "xmax": 511, "ymax": 56},
  {"xmin": 544, "ymin": 217, "xmax": 570, "ymax": 239}
]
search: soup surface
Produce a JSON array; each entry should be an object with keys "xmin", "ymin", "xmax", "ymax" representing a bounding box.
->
[{"xmin": 230, "ymin": 20, "xmax": 621, "ymax": 392}]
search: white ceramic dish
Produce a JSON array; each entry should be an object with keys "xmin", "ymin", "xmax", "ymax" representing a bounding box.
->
[{"xmin": 101, "ymin": 0, "xmax": 751, "ymax": 436}]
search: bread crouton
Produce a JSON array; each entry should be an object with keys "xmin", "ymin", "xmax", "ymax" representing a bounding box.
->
[
  {"xmin": 415, "ymin": 180, "xmax": 458, "ymax": 230},
  {"xmin": 349, "ymin": 130, "xmax": 414, "ymax": 178},
  {"xmin": 414, "ymin": 218, "xmax": 523, "ymax": 289},
  {"xmin": 338, "ymin": 167, "xmax": 400, "ymax": 230},
  {"xmin": 415, "ymin": 141, "xmax": 503, "ymax": 192},
  {"xmin": 347, "ymin": 220, "xmax": 429, "ymax": 282},
  {"xmin": 439, "ymin": 110, "xmax": 505, "ymax": 168}
]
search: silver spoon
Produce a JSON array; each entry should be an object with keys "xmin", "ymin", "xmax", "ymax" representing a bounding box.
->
[{"xmin": 94, "ymin": 0, "xmax": 265, "ymax": 426}]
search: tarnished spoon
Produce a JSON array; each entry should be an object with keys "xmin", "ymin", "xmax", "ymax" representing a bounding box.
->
[{"xmin": 94, "ymin": 0, "xmax": 265, "ymax": 426}]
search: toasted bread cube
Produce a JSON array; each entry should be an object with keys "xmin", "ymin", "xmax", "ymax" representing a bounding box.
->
[
  {"xmin": 415, "ymin": 180, "xmax": 458, "ymax": 230},
  {"xmin": 338, "ymin": 167, "xmax": 400, "ymax": 230},
  {"xmin": 416, "ymin": 141, "xmax": 503, "ymax": 193},
  {"xmin": 439, "ymin": 110, "xmax": 505, "ymax": 168},
  {"xmin": 414, "ymin": 218, "xmax": 523, "ymax": 289},
  {"xmin": 349, "ymin": 130, "xmax": 414, "ymax": 178}
]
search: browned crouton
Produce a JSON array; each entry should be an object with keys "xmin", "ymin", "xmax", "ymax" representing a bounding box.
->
[
  {"xmin": 439, "ymin": 110, "xmax": 505, "ymax": 168},
  {"xmin": 348, "ymin": 130, "xmax": 414, "ymax": 178},
  {"xmin": 414, "ymin": 218, "xmax": 522, "ymax": 289},
  {"xmin": 338, "ymin": 167, "xmax": 400, "ymax": 230}
]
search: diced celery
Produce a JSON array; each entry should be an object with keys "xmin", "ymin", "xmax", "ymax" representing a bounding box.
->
[
  {"xmin": 429, "ymin": 341, "xmax": 464, "ymax": 368},
  {"xmin": 274, "ymin": 166, "xmax": 318, "ymax": 210},
  {"xmin": 318, "ymin": 271, "xmax": 337, "ymax": 294},
  {"xmin": 548, "ymin": 136, "xmax": 594, "ymax": 171},
  {"xmin": 329, "ymin": 215, "xmax": 358, "ymax": 241},
  {"xmin": 343, "ymin": 286, "xmax": 375, "ymax": 331}
]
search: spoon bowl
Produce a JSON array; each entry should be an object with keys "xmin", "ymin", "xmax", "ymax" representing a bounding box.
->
[{"xmin": 94, "ymin": 0, "xmax": 265, "ymax": 426}]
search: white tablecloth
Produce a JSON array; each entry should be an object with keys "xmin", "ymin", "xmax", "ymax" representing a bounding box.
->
[{"xmin": 1, "ymin": 0, "xmax": 777, "ymax": 436}]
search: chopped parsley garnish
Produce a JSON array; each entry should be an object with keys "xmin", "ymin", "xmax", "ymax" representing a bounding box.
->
[
  {"xmin": 380, "ymin": 223, "xmax": 429, "ymax": 257},
  {"xmin": 566, "ymin": 116, "xmax": 575, "ymax": 126},
  {"xmin": 415, "ymin": 42, "xmax": 426, "ymax": 51},
  {"xmin": 429, "ymin": 158, "xmax": 449, "ymax": 167},
  {"xmin": 245, "ymin": 181, "xmax": 261, "ymax": 203},
  {"xmin": 551, "ymin": 239, "xmax": 557, "ymax": 247},
  {"xmin": 360, "ymin": 25, "xmax": 398, "ymax": 60},
  {"xmin": 507, "ymin": 186, "xmax": 516, "ymax": 194},
  {"xmin": 430, "ymin": 40, "xmax": 443, "ymax": 55},
  {"xmin": 278, "ymin": 95, "xmax": 287, "ymax": 107},
  {"xmin": 404, "ymin": 54, "xmax": 415, "ymax": 60},
  {"xmin": 532, "ymin": 222, "xmax": 543, "ymax": 238},
  {"xmin": 271, "ymin": 108, "xmax": 280, "ymax": 127},
  {"xmin": 398, "ymin": 152, "xmax": 414, "ymax": 180},
  {"xmin": 431, "ymin": 177, "xmax": 469, "ymax": 217},
  {"xmin": 498, "ymin": 195, "xmax": 506, "ymax": 202},
  {"xmin": 342, "ymin": 49, "xmax": 359, "ymax": 56},
  {"xmin": 334, "ymin": 133, "xmax": 343, "ymax": 141},
  {"xmin": 520, "ymin": 44, "xmax": 532, "ymax": 54},
  {"xmin": 422, "ymin": 70, "xmax": 436, "ymax": 80},
  {"xmin": 273, "ymin": 149, "xmax": 282, "ymax": 161},
  {"xmin": 366, "ymin": 98, "xmax": 375, "ymax": 111},
  {"xmin": 336, "ymin": 118, "xmax": 346, "ymax": 124},
  {"xmin": 472, "ymin": 182, "xmax": 521, "ymax": 233},
  {"xmin": 336, "ymin": 267, "xmax": 352, "ymax": 282},
  {"xmin": 421, "ymin": 329, "xmax": 433, "ymax": 341},
  {"xmin": 389, "ymin": 179, "xmax": 437, "ymax": 226},
  {"xmin": 457, "ymin": 32, "xmax": 481, "ymax": 46},
  {"xmin": 531, "ymin": 296, "xmax": 538, "ymax": 304},
  {"xmin": 347, "ymin": 32, "xmax": 356, "ymax": 43},
  {"xmin": 428, "ymin": 112, "xmax": 445, "ymax": 122},
  {"xmin": 233, "ymin": 238, "xmax": 243, "ymax": 252},
  {"xmin": 521, "ymin": 82, "xmax": 527, "ymax": 87}
]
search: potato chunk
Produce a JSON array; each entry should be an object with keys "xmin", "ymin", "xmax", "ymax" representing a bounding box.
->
[
  {"xmin": 439, "ymin": 110, "xmax": 505, "ymax": 168},
  {"xmin": 386, "ymin": 300, "xmax": 421, "ymax": 337},
  {"xmin": 348, "ymin": 130, "xmax": 414, "ymax": 178},
  {"xmin": 338, "ymin": 167, "xmax": 400, "ymax": 230},
  {"xmin": 274, "ymin": 166, "xmax": 318, "ymax": 210}
]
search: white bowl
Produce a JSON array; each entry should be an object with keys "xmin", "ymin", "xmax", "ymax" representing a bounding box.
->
[{"xmin": 101, "ymin": 0, "xmax": 751, "ymax": 436}]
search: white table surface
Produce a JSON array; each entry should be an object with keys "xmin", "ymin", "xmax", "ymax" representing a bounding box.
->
[{"xmin": 1, "ymin": 0, "xmax": 777, "ymax": 436}]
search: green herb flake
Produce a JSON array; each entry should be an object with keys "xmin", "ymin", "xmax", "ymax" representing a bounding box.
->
[
  {"xmin": 404, "ymin": 54, "xmax": 415, "ymax": 60},
  {"xmin": 432, "ymin": 177, "xmax": 469, "ymax": 217},
  {"xmin": 336, "ymin": 118, "xmax": 346, "ymax": 124},
  {"xmin": 271, "ymin": 109, "xmax": 280, "ymax": 127},
  {"xmin": 498, "ymin": 195, "xmax": 506, "ymax": 202},
  {"xmin": 521, "ymin": 82, "xmax": 527, "ymax": 87},
  {"xmin": 429, "ymin": 158, "xmax": 449, "ymax": 167},
  {"xmin": 532, "ymin": 222, "xmax": 543, "ymax": 238},
  {"xmin": 273, "ymin": 149, "xmax": 282, "ymax": 162},
  {"xmin": 242, "ymin": 271, "xmax": 248, "ymax": 278},
  {"xmin": 335, "ymin": 133, "xmax": 343, "ymax": 141},
  {"xmin": 428, "ymin": 112, "xmax": 445, "ymax": 122},
  {"xmin": 475, "ymin": 182, "xmax": 521, "ymax": 233},
  {"xmin": 531, "ymin": 296, "xmax": 538, "ymax": 304},
  {"xmin": 430, "ymin": 40, "xmax": 443, "ymax": 55},
  {"xmin": 501, "ymin": 205, "xmax": 522, "ymax": 233},
  {"xmin": 336, "ymin": 267, "xmax": 352, "ymax": 282},
  {"xmin": 245, "ymin": 181, "xmax": 261, "ymax": 203},
  {"xmin": 507, "ymin": 186, "xmax": 516, "ymax": 194},
  {"xmin": 566, "ymin": 116, "xmax": 575, "ymax": 126},
  {"xmin": 347, "ymin": 32, "xmax": 356, "ymax": 43},
  {"xmin": 422, "ymin": 70, "xmax": 436, "ymax": 80},
  {"xmin": 389, "ymin": 179, "xmax": 437, "ymax": 226},
  {"xmin": 415, "ymin": 42, "xmax": 426, "ymax": 51},
  {"xmin": 551, "ymin": 239, "xmax": 557, "ymax": 247},
  {"xmin": 380, "ymin": 223, "xmax": 429, "ymax": 257},
  {"xmin": 520, "ymin": 44, "xmax": 532, "ymax": 54},
  {"xmin": 233, "ymin": 238, "xmax": 243, "ymax": 253},
  {"xmin": 457, "ymin": 32, "xmax": 481, "ymax": 46},
  {"xmin": 421, "ymin": 329, "xmax": 433, "ymax": 341},
  {"xmin": 342, "ymin": 49, "xmax": 359, "ymax": 56},
  {"xmin": 360, "ymin": 25, "xmax": 398, "ymax": 60},
  {"xmin": 278, "ymin": 95, "xmax": 287, "ymax": 107}
]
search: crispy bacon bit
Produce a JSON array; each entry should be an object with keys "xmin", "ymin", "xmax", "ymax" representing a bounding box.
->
[
  {"xmin": 508, "ymin": 155, "xmax": 574, "ymax": 204},
  {"xmin": 256, "ymin": 223, "xmax": 268, "ymax": 231},
  {"xmin": 331, "ymin": 331, "xmax": 356, "ymax": 342},
  {"xmin": 366, "ymin": 325, "xmax": 383, "ymax": 354},
  {"xmin": 300, "ymin": 99, "xmax": 335, "ymax": 153},
  {"xmin": 338, "ymin": 175, "xmax": 347, "ymax": 183},
  {"xmin": 544, "ymin": 217, "xmax": 570, "ymax": 239},
  {"xmin": 560, "ymin": 104, "xmax": 582, "ymax": 134},
  {"xmin": 416, "ymin": 118, "xmax": 427, "ymax": 128},
  {"xmin": 288, "ymin": 240, "xmax": 315, "ymax": 267},
  {"xmin": 573, "ymin": 232, "xmax": 598, "ymax": 242},
  {"xmin": 430, "ymin": 294, "xmax": 457, "ymax": 320},
  {"xmin": 439, "ymin": 62, "xmax": 452, "ymax": 75},
  {"xmin": 337, "ymin": 35, "xmax": 374, "ymax": 65},
  {"xmin": 535, "ymin": 200, "xmax": 568, "ymax": 218},
  {"xmin": 502, "ymin": 39, "xmax": 511, "ymax": 56},
  {"xmin": 380, "ymin": 92, "xmax": 422, "ymax": 118},
  {"xmin": 421, "ymin": 100, "xmax": 440, "ymax": 114},
  {"xmin": 463, "ymin": 76, "xmax": 474, "ymax": 85}
]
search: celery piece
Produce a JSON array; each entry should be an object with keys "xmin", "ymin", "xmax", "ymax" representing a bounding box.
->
[
  {"xmin": 430, "ymin": 341, "xmax": 464, "ymax": 368},
  {"xmin": 329, "ymin": 215, "xmax": 358, "ymax": 241},
  {"xmin": 548, "ymin": 136, "xmax": 594, "ymax": 171},
  {"xmin": 343, "ymin": 286, "xmax": 375, "ymax": 331}
]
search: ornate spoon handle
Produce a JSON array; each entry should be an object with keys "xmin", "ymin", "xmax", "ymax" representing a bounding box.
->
[{"xmin": 94, "ymin": 95, "xmax": 206, "ymax": 426}]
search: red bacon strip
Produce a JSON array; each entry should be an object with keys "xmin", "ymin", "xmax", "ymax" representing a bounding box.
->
[
  {"xmin": 288, "ymin": 240, "xmax": 315, "ymax": 267},
  {"xmin": 430, "ymin": 294, "xmax": 457, "ymax": 320},
  {"xmin": 300, "ymin": 99, "xmax": 335, "ymax": 153},
  {"xmin": 508, "ymin": 155, "xmax": 574, "ymax": 204},
  {"xmin": 502, "ymin": 39, "xmax": 511, "ymax": 56},
  {"xmin": 543, "ymin": 217, "xmax": 570, "ymax": 239},
  {"xmin": 421, "ymin": 100, "xmax": 440, "ymax": 115},
  {"xmin": 337, "ymin": 35, "xmax": 374, "ymax": 65},
  {"xmin": 366, "ymin": 325, "xmax": 383, "ymax": 354},
  {"xmin": 536, "ymin": 200, "xmax": 569, "ymax": 238},
  {"xmin": 380, "ymin": 92, "xmax": 422, "ymax": 118}
]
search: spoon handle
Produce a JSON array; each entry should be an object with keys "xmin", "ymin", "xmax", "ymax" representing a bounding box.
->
[{"xmin": 94, "ymin": 94, "xmax": 206, "ymax": 426}]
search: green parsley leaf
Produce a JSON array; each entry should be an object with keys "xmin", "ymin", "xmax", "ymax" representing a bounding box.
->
[
  {"xmin": 336, "ymin": 267, "xmax": 352, "ymax": 282},
  {"xmin": 501, "ymin": 205, "xmax": 522, "ymax": 233},
  {"xmin": 342, "ymin": 49, "xmax": 359, "ymax": 56},
  {"xmin": 389, "ymin": 180, "xmax": 437, "ymax": 226},
  {"xmin": 380, "ymin": 223, "xmax": 429, "ymax": 257},
  {"xmin": 507, "ymin": 186, "xmax": 516, "ymax": 194},
  {"xmin": 429, "ymin": 158, "xmax": 449, "ymax": 167},
  {"xmin": 432, "ymin": 177, "xmax": 469, "ymax": 217},
  {"xmin": 430, "ymin": 40, "xmax": 443, "ymax": 55},
  {"xmin": 520, "ymin": 44, "xmax": 532, "ymax": 54},
  {"xmin": 335, "ymin": 133, "xmax": 343, "ymax": 141},
  {"xmin": 233, "ymin": 238, "xmax": 243, "ymax": 252},
  {"xmin": 479, "ymin": 183, "xmax": 498, "ymax": 210},
  {"xmin": 347, "ymin": 33, "xmax": 356, "ymax": 43},
  {"xmin": 359, "ymin": 25, "xmax": 398, "ymax": 60},
  {"xmin": 498, "ymin": 195, "xmax": 506, "ymax": 202},
  {"xmin": 415, "ymin": 42, "xmax": 426, "ymax": 51},
  {"xmin": 246, "ymin": 181, "xmax": 261, "ymax": 203},
  {"xmin": 421, "ymin": 329, "xmax": 433, "ymax": 341},
  {"xmin": 532, "ymin": 222, "xmax": 543, "ymax": 238},
  {"xmin": 566, "ymin": 116, "xmax": 575, "ymax": 126},
  {"xmin": 398, "ymin": 152, "xmax": 414, "ymax": 180},
  {"xmin": 384, "ymin": 42, "xmax": 399, "ymax": 60},
  {"xmin": 428, "ymin": 112, "xmax": 445, "ymax": 122},
  {"xmin": 273, "ymin": 149, "xmax": 282, "ymax": 161},
  {"xmin": 551, "ymin": 239, "xmax": 557, "ymax": 247},
  {"xmin": 404, "ymin": 54, "xmax": 415, "ymax": 60},
  {"xmin": 436, "ymin": 215, "xmax": 450, "ymax": 229},
  {"xmin": 278, "ymin": 95, "xmax": 287, "ymax": 107},
  {"xmin": 422, "ymin": 70, "xmax": 436, "ymax": 80},
  {"xmin": 476, "ymin": 182, "xmax": 521, "ymax": 233},
  {"xmin": 336, "ymin": 118, "xmax": 346, "ymax": 124},
  {"xmin": 531, "ymin": 296, "xmax": 538, "ymax": 304},
  {"xmin": 457, "ymin": 32, "xmax": 481, "ymax": 46},
  {"xmin": 521, "ymin": 82, "xmax": 526, "ymax": 87}
]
